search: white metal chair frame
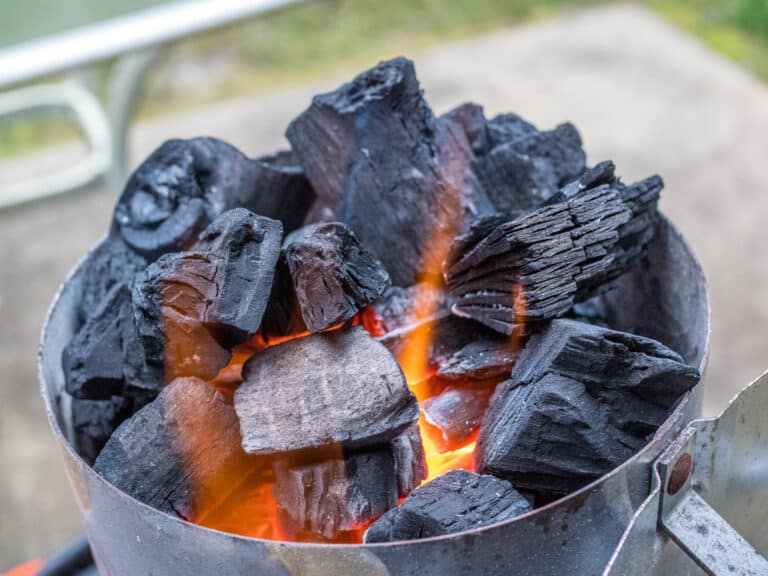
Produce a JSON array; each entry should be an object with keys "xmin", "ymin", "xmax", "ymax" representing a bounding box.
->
[{"xmin": 0, "ymin": 0, "xmax": 302, "ymax": 209}]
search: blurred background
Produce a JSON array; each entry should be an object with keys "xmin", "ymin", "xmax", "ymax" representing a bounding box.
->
[{"xmin": 1, "ymin": 0, "xmax": 766, "ymax": 569}]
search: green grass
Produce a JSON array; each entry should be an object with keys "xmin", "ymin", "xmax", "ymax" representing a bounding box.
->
[{"xmin": 2, "ymin": 0, "xmax": 768, "ymax": 160}]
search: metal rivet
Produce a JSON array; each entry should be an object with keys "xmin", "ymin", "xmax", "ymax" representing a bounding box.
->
[{"xmin": 667, "ymin": 453, "xmax": 693, "ymax": 495}]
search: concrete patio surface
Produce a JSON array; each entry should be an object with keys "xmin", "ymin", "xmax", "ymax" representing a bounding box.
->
[{"xmin": 1, "ymin": 3, "xmax": 767, "ymax": 567}]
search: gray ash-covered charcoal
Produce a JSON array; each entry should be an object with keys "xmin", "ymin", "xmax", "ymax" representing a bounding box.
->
[
  {"xmin": 235, "ymin": 326, "xmax": 418, "ymax": 455},
  {"xmin": 245, "ymin": 150, "xmax": 316, "ymax": 234},
  {"xmin": 475, "ymin": 319, "xmax": 700, "ymax": 494},
  {"xmin": 287, "ymin": 58, "xmax": 478, "ymax": 285},
  {"xmin": 94, "ymin": 377, "xmax": 261, "ymax": 520},
  {"xmin": 271, "ymin": 222, "xmax": 391, "ymax": 333},
  {"xmin": 445, "ymin": 180, "xmax": 654, "ymax": 334},
  {"xmin": 435, "ymin": 336, "xmax": 522, "ymax": 382},
  {"xmin": 364, "ymin": 469, "xmax": 531, "ymax": 543},
  {"xmin": 63, "ymin": 283, "xmax": 160, "ymax": 401},
  {"xmin": 113, "ymin": 138, "xmax": 259, "ymax": 260},
  {"xmin": 71, "ymin": 395, "xmax": 133, "ymax": 464},
  {"xmin": 273, "ymin": 447, "xmax": 397, "ymax": 541},
  {"xmin": 132, "ymin": 209, "xmax": 282, "ymax": 380},
  {"xmin": 392, "ymin": 424, "xmax": 427, "ymax": 498},
  {"xmin": 77, "ymin": 238, "xmax": 147, "ymax": 324},
  {"xmin": 422, "ymin": 385, "xmax": 496, "ymax": 450}
]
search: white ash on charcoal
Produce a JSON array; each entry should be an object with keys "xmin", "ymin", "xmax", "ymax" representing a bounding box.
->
[
  {"xmin": 245, "ymin": 150, "xmax": 316, "ymax": 235},
  {"xmin": 235, "ymin": 326, "xmax": 419, "ymax": 455},
  {"xmin": 422, "ymin": 385, "xmax": 496, "ymax": 450},
  {"xmin": 364, "ymin": 469, "xmax": 531, "ymax": 543},
  {"xmin": 94, "ymin": 377, "xmax": 263, "ymax": 520},
  {"xmin": 113, "ymin": 138, "xmax": 259, "ymax": 260},
  {"xmin": 71, "ymin": 395, "xmax": 133, "ymax": 464},
  {"xmin": 286, "ymin": 58, "xmax": 489, "ymax": 286},
  {"xmin": 475, "ymin": 319, "xmax": 700, "ymax": 494},
  {"xmin": 444, "ymin": 169, "xmax": 661, "ymax": 334},
  {"xmin": 77, "ymin": 238, "xmax": 147, "ymax": 325},
  {"xmin": 264, "ymin": 222, "xmax": 390, "ymax": 334},
  {"xmin": 273, "ymin": 447, "xmax": 397, "ymax": 541},
  {"xmin": 132, "ymin": 209, "xmax": 282, "ymax": 381},
  {"xmin": 391, "ymin": 424, "xmax": 428, "ymax": 498},
  {"xmin": 63, "ymin": 283, "xmax": 160, "ymax": 401}
]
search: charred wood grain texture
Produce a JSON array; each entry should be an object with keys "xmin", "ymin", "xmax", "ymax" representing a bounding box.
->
[
  {"xmin": 364, "ymin": 469, "xmax": 531, "ymax": 542},
  {"xmin": 235, "ymin": 326, "xmax": 419, "ymax": 454},
  {"xmin": 391, "ymin": 424, "xmax": 428, "ymax": 498},
  {"xmin": 475, "ymin": 319, "xmax": 700, "ymax": 493}
]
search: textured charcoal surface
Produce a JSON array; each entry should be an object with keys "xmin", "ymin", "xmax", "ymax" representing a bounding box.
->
[
  {"xmin": 113, "ymin": 138, "xmax": 260, "ymax": 260},
  {"xmin": 435, "ymin": 335, "xmax": 522, "ymax": 382},
  {"xmin": 63, "ymin": 283, "xmax": 160, "ymax": 401},
  {"xmin": 475, "ymin": 319, "xmax": 700, "ymax": 493},
  {"xmin": 391, "ymin": 424, "xmax": 428, "ymax": 498},
  {"xmin": 244, "ymin": 150, "xmax": 316, "ymax": 235},
  {"xmin": 286, "ymin": 57, "xmax": 479, "ymax": 286},
  {"xmin": 94, "ymin": 377, "xmax": 260, "ymax": 520},
  {"xmin": 132, "ymin": 209, "xmax": 282, "ymax": 380},
  {"xmin": 273, "ymin": 447, "xmax": 397, "ymax": 540},
  {"xmin": 422, "ymin": 385, "xmax": 496, "ymax": 450},
  {"xmin": 235, "ymin": 326, "xmax": 419, "ymax": 454},
  {"xmin": 272, "ymin": 222, "xmax": 391, "ymax": 333},
  {"xmin": 444, "ymin": 177, "xmax": 658, "ymax": 334},
  {"xmin": 77, "ymin": 238, "xmax": 147, "ymax": 325},
  {"xmin": 71, "ymin": 395, "xmax": 133, "ymax": 465},
  {"xmin": 364, "ymin": 469, "xmax": 531, "ymax": 542},
  {"xmin": 370, "ymin": 284, "xmax": 448, "ymax": 335}
]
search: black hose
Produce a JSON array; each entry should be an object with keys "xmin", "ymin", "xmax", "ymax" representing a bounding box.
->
[{"xmin": 37, "ymin": 537, "xmax": 94, "ymax": 576}]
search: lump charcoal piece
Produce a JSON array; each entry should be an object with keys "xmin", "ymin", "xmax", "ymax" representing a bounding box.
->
[
  {"xmin": 370, "ymin": 284, "xmax": 448, "ymax": 335},
  {"xmin": 78, "ymin": 238, "xmax": 147, "ymax": 324},
  {"xmin": 441, "ymin": 103, "xmax": 489, "ymax": 156},
  {"xmin": 71, "ymin": 395, "xmax": 133, "ymax": 464},
  {"xmin": 547, "ymin": 160, "xmax": 618, "ymax": 204},
  {"xmin": 113, "ymin": 138, "xmax": 258, "ymax": 260},
  {"xmin": 94, "ymin": 377, "xmax": 260, "ymax": 520},
  {"xmin": 392, "ymin": 424, "xmax": 427, "ymax": 498},
  {"xmin": 235, "ymin": 326, "xmax": 419, "ymax": 454},
  {"xmin": 422, "ymin": 385, "xmax": 496, "ymax": 450},
  {"xmin": 475, "ymin": 319, "xmax": 700, "ymax": 493},
  {"xmin": 436, "ymin": 337, "xmax": 522, "ymax": 382},
  {"xmin": 64, "ymin": 284, "xmax": 159, "ymax": 400},
  {"xmin": 192, "ymin": 209, "xmax": 283, "ymax": 344},
  {"xmin": 287, "ymin": 57, "xmax": 473, "ymax": 285},
  {"xmin": 445, "ymin": 186, "xmax": 632, "ymax": 334},
  {"xmin": 274, "ymin": 447, "xmax": 397, "ymax": 541},
  {"xmin": 280, "ymin": 222, "xmax": 391, "ymax": 333},
  {"xmin": 486, "ymin": 113, "xmax": 538, "ymax": 149},
  {"xmin": 244, "ymin": 150, "xmax": 316, "ymax": 234},
  {"xmin": 508, "ymin": 123, "xmax": 586, "ymax": 186},
  {"xmin": 364, "ymin": 469, "xmax": 531, "ymax": 543}
]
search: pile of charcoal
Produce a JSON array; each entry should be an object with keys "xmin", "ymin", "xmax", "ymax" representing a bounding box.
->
[{"xmin": 62, "ymin": 57, "xmax": 700, "ymax": 544}]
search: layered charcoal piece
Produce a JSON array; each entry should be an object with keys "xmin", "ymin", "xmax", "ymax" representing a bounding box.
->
[
  {"xmin": 94, "ymin": 377, "xmax": 263, "ymax": 520},
  {"xmin": 444, "ymin": 172, "xmax": 661, "ymax": 334},
  {"xmin": 234, "ymin": 326, "xmax": 418, "ymax": 454},
  {"xmin": 422, "ymin": 385, "xmax": 497, "ymax": 451},
  {"xmin": 132, "ymin": 209, "xmax": 282, "ymax": 380},
  {"xmin": 364, "ymin": 469, "xmax": 531, "ymax": 542},
  {"xmin": 475, "ymin": 319, "xmax": 700, "ymax": 493},
  {"xmin": 287, "ymin": 57, "xmax": 486, "ymax": 285},
  {"xmin": 265, "ymin": 222, "xmax": 390, "ymax": 334}
]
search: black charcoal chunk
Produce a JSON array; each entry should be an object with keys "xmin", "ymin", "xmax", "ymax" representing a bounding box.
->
[
  {"xmin": 422, "ymin": 386, "xmax": 495, "ymax": 450},
  {"xmin": 441, "ymin": 103, "xmax": 489, "ymax": 155},
  {"xmin": 370, "ymin": 284, "xmax": 448, "ymax": 335},
  {"xmin": 133, "ymin": 210, "xmax": 282, "ymax": 380},
  {"xmin": 113, "ymin": 138, "xmax": 258, "ymax": 260},
  {"xmin": 71, "ymin": 395, "xmax": 133, "ymax": 464},
  {"xmin": 235, "ymin": 326, "xmax": 419, "ymax": 454},
  {"xmin": 94, "ymin": 377, "xmax": 260, "ymax": 519},
  {"xmin": 274, "ymin": 447, "xmax": 397, "ymax": 540},
  {"xmin": 244, "ymin": 150, "xmax": 316, "ymax": 234},
  {"xmin": 275, "ymin": 222, "xmax": 391, "ymax": 333},
  {"xmin": 475, "ymin": 319, "xmax": 700, "ymax": 493},
  {"xmin": 486, "ymin": 113, "xmax": 538, "ymax": 149},
  {"xmin": 435, "ymin": 337, "xmax": 521, "ymax": 382},
  {"xmin": 392, "ymin": 424, "xmax": 427, "ymax": 498},
  {"xmin": 286, "ymin": 58, "xmax": 477, "ymax": 285},
  {"xmin": 78, "ymin": 238, "xmax": 147, "ymax": 324},
  {"xmin": 64, "ymin": 284, "xmax": 159, "ymax": 400},
  {"xmin": 445, "ymin": 184, "xmax": 638, "ymax": 334},
  {"xmin": 364, "ymin": 469, "xmax": 531, "ymax": 542}
]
